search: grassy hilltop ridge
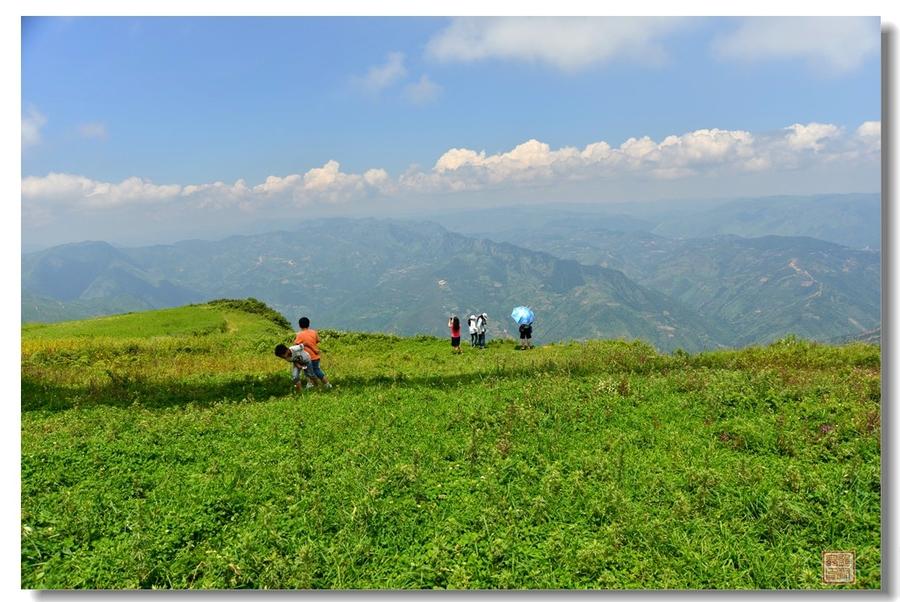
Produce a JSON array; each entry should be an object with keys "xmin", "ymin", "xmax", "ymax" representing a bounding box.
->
[{"xmin": 21, "ymin": 302, "xmax": 881, "ymax": 589}]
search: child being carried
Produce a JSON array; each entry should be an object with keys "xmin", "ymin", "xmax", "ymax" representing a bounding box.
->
[{"xmin": 274, "ymin": 343, "xmax": 312, "ymax": 392}]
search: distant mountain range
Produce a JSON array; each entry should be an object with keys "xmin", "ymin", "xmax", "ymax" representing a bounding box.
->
[
  {"xmin": 21, "ymin": 194, "xmax": 881, "ymax": 351},
  {"xmin": 22, "ymin": 221, "xmax": 724, "ymax": 351},
  {"xmin": 828, "ymin": 326, "xmax": 881, "ymax": 346},
  {"xmin": 475, "ymin": 227, "xmax": 880, "ymax": 347},
  {"xmin": 437, "ymin": 193, "xmax": 880, "ymax": 251},
  {"xmin": 648, "ymin": 194, "xmax": 880, "ymax": 250}
]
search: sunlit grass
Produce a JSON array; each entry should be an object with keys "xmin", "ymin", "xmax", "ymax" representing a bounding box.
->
[{"xmin": 21, "ymin": 302, "xmax": 881, "ymax": 589}]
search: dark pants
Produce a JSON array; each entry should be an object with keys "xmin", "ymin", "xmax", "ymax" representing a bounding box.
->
[
  {"xmin": 477, "ymin": 332, "xmax": 485, "ymax": 348},
  {"xmin": 470, "ymin": 333, "xmax": 477, "ymax": 346}
]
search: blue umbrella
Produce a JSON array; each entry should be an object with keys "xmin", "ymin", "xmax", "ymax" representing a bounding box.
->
[{"xmin": 510, "ymin": 306, "xmax": 534, "ymax": 325}]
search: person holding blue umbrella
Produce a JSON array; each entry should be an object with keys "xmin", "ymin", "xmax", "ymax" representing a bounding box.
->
[{"xmin": 510, "ymin": 306, "xmax": 535, "ymax": 350}]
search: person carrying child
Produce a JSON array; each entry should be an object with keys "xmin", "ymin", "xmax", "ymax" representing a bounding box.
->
[{"xmin": 294, "ymin": 316, "xmax": 332, "ymax": 389}]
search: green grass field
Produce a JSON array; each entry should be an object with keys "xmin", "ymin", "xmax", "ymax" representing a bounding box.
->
[{"xmin": 21, "ymin": 300, "xmax": 881, "ymax": 589}]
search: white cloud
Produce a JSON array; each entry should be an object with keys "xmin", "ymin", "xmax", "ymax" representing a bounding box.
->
[
  {"xmin": 363, "ymin": 168, "xmax": 390, "ymax": 187},
  {"xmin": 404, "ymin": 74, "xmax": 442, "ymax": 105},
  {"xmin": 430, "ymin": 139, "xmax": 585, "ymax": 188},
  {"xmin": 355, "ymin": 52, "xmax": 407, "ymax": 94},
  {"xmin": 302, "ymin": 160, "xmax": 343, "ymax": 191},
  {"xmin": 857, "ymin": 121, "xmax": 881, "ymax": 138},
  {"xmin": 435, "ymin": 148, "xmax": 488, "ymax": 172},
  {"xmin": 580, "ymin": 141, "xmax": 612, "ymax": 163},
  {"xmin": 856, "ymin": 120, "xmax": 881, "ymax": 152},
  {"xmin": 23, "ymin": 161, "xmax": 392, "ymax": 215},
  {"xmin": 22, "ymin": 173, "xmax": 182, "ymax": 208},
  {"xmin": 22, "ymin": 173, "xmax": 95, "ymax": 199},
  {"xmin": 619, "ymin": 136, "xmax": 658, "ymax": 161},
  {"xmin": 22, "ymin": 106, "xmax": 47, "ymax": 148},
  {"xmin": 251, "ymin": 160, "xmax": 390, "ymax": 203},
  {"xmin": 22, "ymin": 121, "xmax": 879, "ymax": 216},
  {"xmin": 426, "ymin": 17, "xmax": 691, "ymax": 72},
  {"xmin": 429, "ymin": 127, "xmax": 759, "ymax": 185},
  {"xmin": 713, "ymin": 17, "xmax": 879, "ymax": 74},
  {"xmin": 78, "ymin": 122, "xmax": 109, "ymax": 140},
  {"xmin": 181, "ymin": 179, "xmax": 252, "ymax": 209},
  {"xmin": 658, "ymin": 129, "xmax": 755, "ymax": 165},
  {"xmin": 254, "ymin": 174, "xmax": 303, "ymax": 196},
  {"xmin": 784, "ymin": 122, "xmax": 841, "ymax": 152}
]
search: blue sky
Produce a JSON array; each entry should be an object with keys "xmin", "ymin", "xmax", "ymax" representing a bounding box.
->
[{"xmin": 21, "ymin": 16, "xmax": 882, "ymax": 248}]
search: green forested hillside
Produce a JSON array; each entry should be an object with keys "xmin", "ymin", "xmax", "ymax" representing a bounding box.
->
[
  {"xmin": 22, "ymin": 211, "xmax": 881, "ymax": 350},
  {"xmin": 21, "ymin": 302, "xmax": 881, "ymax": 589},
  {"xmin": 480, "ymin": 227, "xmax": 880, "ymax": 346},
  {"xmin": 22, "ymin": 220, "xmax": 727, "ymax": 352},
  {"xmin": 21, "ymin": 241, "xmax": 203, "ymax": 321}
]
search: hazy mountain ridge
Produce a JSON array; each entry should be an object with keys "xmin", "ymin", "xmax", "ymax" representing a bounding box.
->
[
  {"xmin": 22, "ymin": 219, "xmax": 728, "ymax": 351},
  {"xmin": 476, "ymin": 223, "xmax": 880, "ymax": 346},
  {"xmin": 21, "ymin": 241, "xmax": 205, "ymax": 321},
  {"xmin": 125, "ymin": 219, "xmax": 727, "ymax": 351},
  {"xmin": 439, "ymin": 193, "xmax": 880, "ymax": 251},
  {"xmin": 649, "ymin": 194, "xmax": 881, "ymax": 250},
  {"xmin": 21, "ymin": 194, "xmax": 881, "ymax": 350}
]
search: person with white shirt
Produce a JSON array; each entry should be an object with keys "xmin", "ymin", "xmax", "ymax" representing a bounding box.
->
[
  {"xmin": 467, "ymin": 314, "xmax": 478, "ymax": 346},
  {"xmin": 475, "ymin": 313, "xmax": 488, "ymax": 349},
  {"xmin": 274, "ymin": 343, "xmax": 312, "ymax": 392}
]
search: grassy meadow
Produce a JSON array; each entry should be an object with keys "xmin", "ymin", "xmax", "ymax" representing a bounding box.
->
[{"xmin": 21, "ymin": 300, "xmax": 881, "ymax": 589}]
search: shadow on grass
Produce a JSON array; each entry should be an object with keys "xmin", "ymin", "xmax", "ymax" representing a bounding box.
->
[
  {"xmin": 23, "ymin": 341, "xmax": 875, "ymax": 414},
  {"xmin": 22, "ymin": 357, "xmax": 622, "ymax": 414}
]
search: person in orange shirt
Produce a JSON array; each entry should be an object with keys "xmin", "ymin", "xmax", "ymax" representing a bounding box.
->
[{"xmin": 294, "ymin": 316, "xmax": 333, "ymax": 389}]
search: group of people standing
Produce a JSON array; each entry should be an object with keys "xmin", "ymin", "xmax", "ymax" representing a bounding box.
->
[
  {"xmin": 469, "ymin": 313, "xmax": 488, "ymax": 348},
  {"xmin": 448, "ymin": 314, "xmax": 487, "ymax": 354}
]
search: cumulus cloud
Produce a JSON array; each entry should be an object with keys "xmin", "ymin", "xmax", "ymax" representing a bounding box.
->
[
  {"xmin": 404, "ymin": 74, "xmax": 442, "ymax": 105},
  {"xmin": 784, "ymin": 122, "xmax": 841, "ymax": 152},
  {"xmin": 713, "ymin": 17, "xmax": 880, "ymax": 74},
  {"xmin": 22, "ymin": 159, "xmax": 391, "ymax": 214},
  {"xmin": 434, "ymin": 148, "xmax": 488, "ymax": 172},
  {"xmin": 363, "ymin": 168, "xmax": 390, "ymax": 187},
  {"xmin": 428, "ymin": 127, "xmax": 760, "ymax": 184},
  {"xmin": 303, "ymin": 160, "xmax": 344, "ymax": 191},
  {"xmin": 22, "ymin": 173, "xmax": 182, "ymax": 209},
  {"xmin": 78, "ymin": 122, "xmax": 109, "ymax": 140},
  {"xmin": 426, "ymin": 17, "xmax": 692, "ymax": 72},
  {"xmin": 22, "ymin": 106, "xmax": 47, "ymax": 148},
  {"xmin": 354, "ymin": 52, "xmax": 407, "ymax": 94},
  {"xmin": 254, "ymin": 174, "xmax": 302, "ymax": 196},
  {"xmin": 252, "ymin": 160, "xmax": 392, "ymax": 203},
  {"xmin": 22, "ymin": 120, "xmax": 880, "ymax": 215},
  {"xmin": 856, "ymin": 120, "xmax": 881, "ymax": 151},
  {"xmin": 181, "ymin": 179, "xmax": 253, "ymax": 209}
]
